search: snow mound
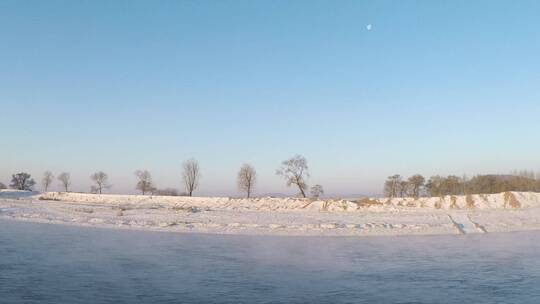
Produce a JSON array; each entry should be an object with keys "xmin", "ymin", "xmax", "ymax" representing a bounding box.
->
[{"xmin": 35, "ymin": 191, "xmax": 540, "ymax": 212}]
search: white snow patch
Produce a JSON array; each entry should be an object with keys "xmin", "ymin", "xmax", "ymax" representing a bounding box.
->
[{"xmin": 0, "ymin": 191, "xmax": 539, "ymax": 237}]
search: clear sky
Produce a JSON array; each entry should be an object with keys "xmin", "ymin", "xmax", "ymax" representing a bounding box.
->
[{"xmin": 1, "ymin": 0, "xmax": 540, "ymax": 196}]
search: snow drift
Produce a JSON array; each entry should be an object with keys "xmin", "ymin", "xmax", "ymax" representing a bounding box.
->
[
  {"xmin": 1, "ymin": 191, "xmax": 540, "ymax": 237},
  {"xmin": 36, "ymin": 191, "xmax": 539, "ymax": 212}
]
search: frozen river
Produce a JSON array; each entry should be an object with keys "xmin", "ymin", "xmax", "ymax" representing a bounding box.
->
[{"xmin": 1, "ymin": 220, "xmax": 540, "ymax": 303}]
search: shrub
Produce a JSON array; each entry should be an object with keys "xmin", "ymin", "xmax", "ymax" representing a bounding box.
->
[{"xmin": 154, "ymin": 188, "xmax": 180, "ymax": 196}]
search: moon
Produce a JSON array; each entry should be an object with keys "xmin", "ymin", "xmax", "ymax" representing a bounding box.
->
[{"xmin": 366, "ymin": 24, "xmax": 372, "ymax": 31}]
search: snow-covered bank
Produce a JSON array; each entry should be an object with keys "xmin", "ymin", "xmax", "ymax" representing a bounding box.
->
[
  {"xmin": 35, "ymin": 191, "xmax": 540, "ymax": 211},
  {"xmin": 1, "ymin": 191, "xmax": 540, "ymax": 236}
]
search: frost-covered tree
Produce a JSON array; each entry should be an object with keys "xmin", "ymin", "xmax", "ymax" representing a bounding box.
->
[
  {"xmin": 90, "ymin": 171, "xmax": 111, "ymax": 194},
  {"xmin": 10, "ymin": 173, "xmax": 36, "ymax": 191},
  {"xmin": 276, "ymin": 155, "xmax": 309, "ymax": 198},
  {"xmin": 42, "ymin": 171, "xmax": 54, "ymax": 192},
  {"xmin": 237, "ymin": 163, "xmax": 256, "ymax": 198},
  {"xmin": 57, "ymin": 172, "xmax": 71, "ymax": 192},
  {"xmin": 182, "ymin": 159, "xmax": 200, "ymax": 197},
  {"xmin": 135, "ymin": 170, "xmax": 155, "ymax": 195}
]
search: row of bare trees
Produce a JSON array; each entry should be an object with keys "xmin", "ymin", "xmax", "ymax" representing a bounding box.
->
[
  {"xmin": 6, "ymin": 171, "xmax": 70, "ymax": 192},
  {"xmin": 384, "ymin": 174, "xmax": 426, "ymax": 198},
  {"xmin": 41, "ymin": 170, "xmax": 71, "ymax": 192},
  {"xmin": 133, "ymin": 155, "xmax": 323, "ymax": 198},
  {"xmin": 384, "ymin": 171, "xmax": 540, "ymax": 198},
  {"xmin": 133, "ymin": 159, "xmax": 203, "ymax": 196},
  {"xmin": 41, "ymin": 171, "xmax": 72, "ymax": 192},
  {"xmin": 2, "ymin": 155, "xmax": 325, "ymax": 199},
  {"xmin": 7, "ymin": 171, "xmax": 104, "ymax": 193},
  {"xmin": 137, "ymin": 155, "xmax": 322, "ymax": 198},
  {"xmin": 7, "ymin": 165, "xmax": 540, "ymax": 199}
]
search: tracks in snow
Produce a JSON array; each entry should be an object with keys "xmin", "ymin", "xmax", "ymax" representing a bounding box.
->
[{"xmin": 447, "ymin": 213, "xmax": 488, "ymax": 235}]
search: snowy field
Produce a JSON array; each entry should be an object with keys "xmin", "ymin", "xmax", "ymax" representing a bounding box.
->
[{"xmin": 1, "ymin": 190, "xmax": 540, "ymax": 236}]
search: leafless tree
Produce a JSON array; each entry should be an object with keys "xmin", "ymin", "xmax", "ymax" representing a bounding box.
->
[
  {"xmin": 276, "ymin": 155, "xmax": 309, "ymax": 198},
  {"xmin": 90, "ymin": 171, "xmax": 111, "ymax": 194},
  {"xmin": 398, "ymin": 180, "xmax": 409, "ymax": 197},
  {"xmin": 310, "ymin": 184, "xmax": 324, "ymax": 199},
  {"xmin": 182, "ymin": 158, "xmax": 200, "ymax": 197},
  {"xmin": 237, "ymin": 163, "xmax": 256, "ymax": 198},
  {"xmin": 42, "ymin": 171, "xmax": 54, "ymax": 192},
  {"xmin": 461, "ymin": 174, "xmax": 469, "ymax": 195},
  {"xmin": 425, "ymin": 175, "xmax": 443, "ymax": 196},
  {"xmin": 407, "ymin": 174, "xmax": 425, "ymax": 198},
  {"xmin": 0, "ymin": 182, "xmax": 6, "ymax": 190},
  {"xmin": 443, "ymin": 175, "xmax": 462, "ymax": 195},
  {"xmin": 135, "ymin": 170, "xmax": 155, "ymax": 195},
  {"xmin": 10, "ymin": 173, "xmax": 36, "ymax": 191},
  {"xmin": 384, "ymin": 174, "xmax": 402, "ymax": 198},
  {"xmin": 57, "ymin": 172, "xmax": 71, "ymax": 192}
]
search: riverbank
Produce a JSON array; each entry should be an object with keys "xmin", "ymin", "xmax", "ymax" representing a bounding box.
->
[{"xmin": 1, "ymin": 191, "xmax": 539, "ymax": 236}]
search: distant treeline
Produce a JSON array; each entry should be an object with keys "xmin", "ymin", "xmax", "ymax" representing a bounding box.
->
[
  {"xmin": 384, "ymin": 171, "xmax": 540, "ymax": 198},
  {"xmin": 3, "ymin": 162, "xmax": 539, "ymax": 199}
]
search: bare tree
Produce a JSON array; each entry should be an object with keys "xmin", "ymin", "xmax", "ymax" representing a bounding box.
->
[
  {"xmin": 90, "ymin": 171, "xmax": 111, "ymax": 194},
  {"xmin": 407, "ymin": 174, "xmax": 425, "ymax": 198},
  {"xmin": 0, "ymin": 182, "xmax": 6, "ymax": 190},
  {"xmin": 182, "ymin": 158, "xmax": 200, "ymax": 197},
  {"xmin": 398, "ymin": 180, "xmax": 409, "ymax": 197},
  {"xmin": 461, "ymin": 174, "xmax": 469, "ymax": 195},
  {"xmin": 237, "ymin": 163, "xmax": 256, "ymax": 198},
  {"xmin": 42, "ymin": 171, "xmax": 54, "ymax": 192},
  {"xmin": 310, "ymin": 184, "xmax": 324, "ymax": 199},
  {"xmin": 10, "ymin": 173, "xmax": 36, "ymax": 191},
  {"xmin": 135, "ymin": 170, "xmax": 155, "ymax": 195},
  {"xmin": 384, "ymin": 174, "xmax": 402, "ymax": 198},
  {"xmin": 276, "ymin": 155, "xmax": 310, "ymax": 198},
  {"xmin": 425, "ymin": 175, "xmax": 443, "ymax": 196},
  {"xmin": 57, "ymin": 172, "xmax": 71, "ymax": 192},
  {"xmin": 442, "ymin": 175, "xmax": 462, "ymax": 195}
]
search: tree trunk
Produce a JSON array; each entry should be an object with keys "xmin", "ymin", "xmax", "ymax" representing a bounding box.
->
[{"xmin": 299, "ymin": 186, "xmax": 306, "ymax": 198}]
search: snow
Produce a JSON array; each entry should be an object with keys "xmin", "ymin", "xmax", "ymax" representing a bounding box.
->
[
  {"xmin": 0, "ymin": 190, "xmax": 36, "ymax": 199},
  {"xmin": 1, "ymin": 191, "xmax": 540, "ymax": 237}
]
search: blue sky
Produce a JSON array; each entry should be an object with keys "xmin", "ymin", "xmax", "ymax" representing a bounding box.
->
[{"xmin": 1, "ymin": 0, "xmax": 540, "ymax": 196}]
